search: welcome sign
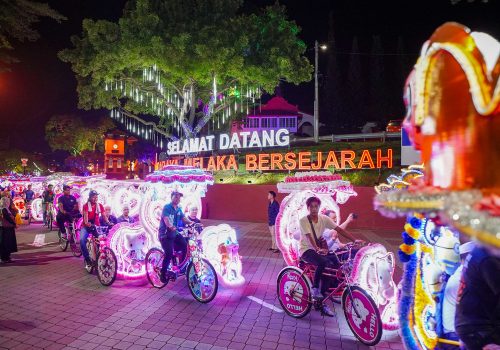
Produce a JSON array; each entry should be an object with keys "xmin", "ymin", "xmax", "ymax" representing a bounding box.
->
[
  {"xmin": 157, "ymin": 149, "xmax": 393, "ymax": 171},
  {"xmin": 167, "ymin": 129, "xmax": 290, "ymax": 155}
]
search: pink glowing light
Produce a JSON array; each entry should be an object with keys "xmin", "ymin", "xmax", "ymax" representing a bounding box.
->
[
  {"xmin": 107, "ymin": 222, "xmax": 157, "ymax": 279},
  {"xmin": 275, "ymin": 172, "xmax": 357, "ymax": 266},
  {"xmin": 350, "ymin": 244, "xmax": 399, "ymax": 330},
  {"xmin": 200, "ymin": 224, "xmax": 245, "ymax": 286}
]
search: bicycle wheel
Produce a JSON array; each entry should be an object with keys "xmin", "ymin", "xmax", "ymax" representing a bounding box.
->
[
  {"xmin": 145, "ymin": 248, "xmax": 167, "ymax": 289},
  {"xmin": 342, "ymin": 285, "xmax": 383, "ymax": 346},
  {"xmin": 186, "ymin": 259, "xmax": 218, "ymax": 303},
  {"xmin": 85, "ymin": 240, "xmax": 95, "ymax": 274},
  {"xmin": 97, "ymin": 247, "xmax": 117, "ymax": 286},
  {"xmin": 277, "ymin": 267, "xmax": 312, "ymax": 318},
  {"xmin": 48, "ymin": 215, "xmax": 53, "ymax": 231},
  {"xmin": 59, "ymin": 231, "xmax": 69, "ymax": 251},
  {"xmin": 70, "ymin": 229, "xmax": 82, "ymax": 257}
]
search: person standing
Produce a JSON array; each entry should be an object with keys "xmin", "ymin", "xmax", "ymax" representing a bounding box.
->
[
  {"xmin": 267, "ymin": 191, "xmax": 280, "ymax": 253},
  {"xmin": 0, "ymin": 195, "xmax": 18, "ymax": 263}
]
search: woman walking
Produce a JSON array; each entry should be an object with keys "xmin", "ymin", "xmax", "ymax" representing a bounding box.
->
[{"xmin": 1, "ymin": 193, "xmax": 18, "ymax": 263}]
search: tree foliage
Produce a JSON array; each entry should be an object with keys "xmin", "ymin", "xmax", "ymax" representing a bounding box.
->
[
  {"xmin": 45, "ymin": 114, "xmax": 115, "ymax": 156},
  {"xmin": 0, "ymin": 0, "xmax": 65, "ymax": 71},
  {"xmin": 59, "ymin": 0, "xmax": 312, "ymax": 138},
  {"xmin": 0, "ymin": 149, "xmax": 47, "ymax": 174}
]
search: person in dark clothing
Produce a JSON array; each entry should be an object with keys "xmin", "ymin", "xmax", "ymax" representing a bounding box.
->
[
  {"xmin": 455, "ymin": 245, "xmax": 500, "ymax": 350},
  {"xmin": 267, "ymin": 191, "xmax": 280, "ymax": 252},
  {"xmin": 42, "ymin": 184, "xmax": 55, "ymax": 225},
  {"xmin": 56, "ymin": 185, "xmax": 79, "ymax": 236},
  {"xmin": 0, "ymin": 196, "xmax": 18, "ymax": 263},
  {"xmin": 187, "ymin": 206, "xmax": 201, "ymax": 224}
]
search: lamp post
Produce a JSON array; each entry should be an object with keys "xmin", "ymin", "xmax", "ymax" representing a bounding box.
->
[{"xmin": 314, "ymin": 41, "xmax": 327, "ymax": 143}]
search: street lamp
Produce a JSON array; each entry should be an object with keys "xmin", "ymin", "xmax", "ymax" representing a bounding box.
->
[{"xmin": 314, "ymin": 41, "xmax": 327, "ymax": 143}]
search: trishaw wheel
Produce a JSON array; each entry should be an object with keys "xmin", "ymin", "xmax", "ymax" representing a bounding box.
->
[
  {"xmin": 277, "ymin": 267, "xmax": 312, "ymax": 318},
  {"xmin": 85, "ymin": 241, "xmax": 95, "ymax": 274},
  {"xmin": 145, "ymin": 248, "xmax": 167, "ymax": 289},
  {"xmin": 97, "ymin": 247, "xmax": 117, "ymax": 286},
  {"xmin": 341, "ymin": 286, "xmax": 383, "ymax": 346},
  {"xmin": 59, "ymin": 232, "xmax": 68, "ymax": 251},
  {"xmin": 186, "ymin": 259, "xmax": 218, "ymax": 303},
  {"xmin": 70, "ymin": 230, "xmax": 82, "ymax": 257}
]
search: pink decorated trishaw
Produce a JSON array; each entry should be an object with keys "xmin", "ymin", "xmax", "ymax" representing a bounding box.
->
[{"xmin": 275, "ymin": 172, "xmax": 398, "ymax": 346}]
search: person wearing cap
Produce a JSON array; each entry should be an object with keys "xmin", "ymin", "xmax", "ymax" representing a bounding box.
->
[
  {"xmin": 81, "ymin": 190, "xmax": 112, "ymax": 268},
  {"xmin": 158, "ymin": 191, "xmax": 193, "ymax": 283},
  {"xmin": 56, "ymin": 185, "xmax": 79, "ymax": 237},
  {"xmin": 440, "ymin": 241, "xmax": 475, "ymax": 349}
]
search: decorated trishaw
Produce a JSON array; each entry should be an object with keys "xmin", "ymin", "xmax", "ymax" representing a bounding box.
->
[
  {"xmin": 0, "ymin": 175, "xmax": 46, "ymax": 222},
  {"xmin": 275, "ymin": 171, "xmax": 399, "ymax": 346},
  {"xmin": 375, "ymin": 23, "xmax": 500, "ymax": 350},
  {"xmin": 36, "ymin": 166, "xmax": 244, "ymax": 292}
]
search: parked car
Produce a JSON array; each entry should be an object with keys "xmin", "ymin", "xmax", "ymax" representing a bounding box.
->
[{"xmin": 386, "ymin": 119, "xmax": 403, "ymax": 133}]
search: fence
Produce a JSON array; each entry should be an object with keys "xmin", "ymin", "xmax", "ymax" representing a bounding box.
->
[{"xmin": 291, "ymin": 131, "xmax": 401, "ymax": 143}]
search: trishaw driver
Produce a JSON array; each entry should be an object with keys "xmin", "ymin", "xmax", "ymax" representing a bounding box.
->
[
  {"xmin": 159, "ymin": 191, "xmax": 193, "ymax": 283},
  {"xmin": 299, "ymin": 196, "xmax": 353, "ymax": 317}
]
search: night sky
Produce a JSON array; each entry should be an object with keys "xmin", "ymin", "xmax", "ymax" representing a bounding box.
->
[{"xmin": 0, "ymin": 0, "xmax": 499, "ymax": 153}]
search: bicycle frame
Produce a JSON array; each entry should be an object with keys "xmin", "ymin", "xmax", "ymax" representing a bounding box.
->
[
  {"xmin": 88, "ymin": 227, "xmax": 109, "ymax": 260},
  {"xmin": 288, "ymin": 244, "xmax": 361, "ymax": 307},
  {"xmin": 172, "ymin": 227, "xmax": 204, "ymax": 275}
]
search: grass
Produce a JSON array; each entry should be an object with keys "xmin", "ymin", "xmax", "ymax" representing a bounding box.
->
[{"xmin": 213, "ymin": 168, "xmax": 399, "ymax": 186}]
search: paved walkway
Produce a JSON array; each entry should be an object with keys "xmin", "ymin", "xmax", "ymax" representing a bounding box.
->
[{"xmin": 0, "ymin": 221, "xmax": 404, "ymax": 350}]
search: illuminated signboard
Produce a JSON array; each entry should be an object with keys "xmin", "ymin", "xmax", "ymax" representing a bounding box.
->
[
  {"xmin": 167, "ymin": 129, "xmax": 290, "ymax": 155},
  {"xmin": 157, "ymin": 149, "xmax": 393, "ymax": 171}
]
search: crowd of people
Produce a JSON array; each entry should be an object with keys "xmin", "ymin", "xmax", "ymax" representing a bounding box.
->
[{"xmin": 1, "ymin": 182, "xmax": 498, "ymax": 349}]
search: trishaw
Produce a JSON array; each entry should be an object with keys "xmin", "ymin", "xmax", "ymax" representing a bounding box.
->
[
  {"xmin": 275, "ymin": 171, "xmax": 398, "ymax": 346},
  {"xmin": 145, "ymin": 223, "xmax": 219, "ymax": 303},
  {"xmin": 375, "ymin": 22, "xmax": 500, "ymax": 350}
]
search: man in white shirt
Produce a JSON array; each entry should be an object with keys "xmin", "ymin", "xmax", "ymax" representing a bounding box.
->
[
  {"xmin": 299, "ymin": 196, "xmax": 354, "ymax": 317},
  {"xmin": 441, "ymin": 241, "xmax": 475, "ymax": 348}
]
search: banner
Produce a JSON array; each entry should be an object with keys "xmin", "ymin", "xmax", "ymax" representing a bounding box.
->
[{"xmin": 156, "ymin": 148, "xmax": 393, "ymax": 172}]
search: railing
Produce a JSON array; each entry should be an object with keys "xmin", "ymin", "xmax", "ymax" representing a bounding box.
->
[{"xmin": 290, "ymin": 132, "xmax": 401, "ymax": 143}]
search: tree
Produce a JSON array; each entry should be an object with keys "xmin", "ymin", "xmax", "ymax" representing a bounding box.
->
[
  {"xmin": 0, "ymin": 149, "xmax": 47, "ymax": 174},
  {"xmin": 58, "ymin": 0, "xmax": 312, "ymax": 142},
  {"xmin": 0, "ymin": 0, "xmax": 65, "ymax": 71},
  {"xmin": 45, "ymin": 114, "xmax": 114, "ymax": 156}
]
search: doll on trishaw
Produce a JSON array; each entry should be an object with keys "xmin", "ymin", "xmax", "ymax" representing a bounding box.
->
[{"xmin": 275, "ymin": 172, "xmax": 399, "ymax": 346}]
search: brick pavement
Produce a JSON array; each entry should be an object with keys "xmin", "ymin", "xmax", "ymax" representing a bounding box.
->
[{"xmin": 0, "ymin": 221, "xmax": 404, "ymax": 350}]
